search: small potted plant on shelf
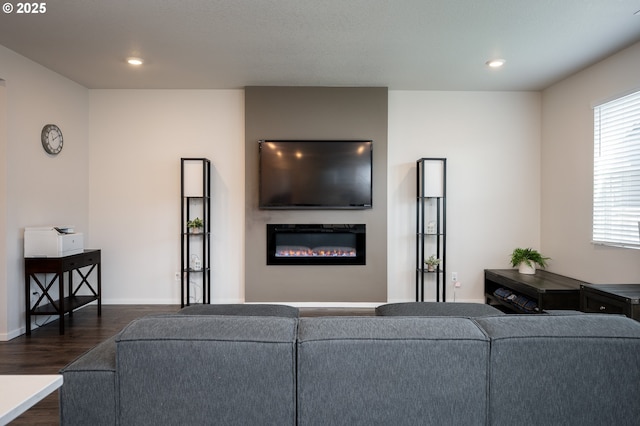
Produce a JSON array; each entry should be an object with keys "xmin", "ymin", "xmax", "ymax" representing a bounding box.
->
[
  {"xmin": 510, "ymin": 247, "xmax": 550, "ymax": 275},
  {"xmin": 425, "ymin": 254, "xmax": 440, "ymax": 272},
  {"xmin": 187, "ymin": 217, "xmax": 203, "ymax": 233}
]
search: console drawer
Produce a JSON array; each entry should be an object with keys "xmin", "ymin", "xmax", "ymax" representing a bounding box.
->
[
  {"xmin": 582, "ymin": 293, "xmax": 625, "ymax": 314},
  {"xmin": 580, "ymin": 284, "xmax": 640, "ymax": 321}
]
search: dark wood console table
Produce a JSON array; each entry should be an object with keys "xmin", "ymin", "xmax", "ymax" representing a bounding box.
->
[
  {"xmin": 485, "ymin": 269, "xmax": 584, "ymax": 313},
  {"xmin": 581, "ymin": 284, "xmax": 640, "ymax": 321},
  {"xmin": 25, "ymin": 249, "xmax": 101, "ymax": 335}
]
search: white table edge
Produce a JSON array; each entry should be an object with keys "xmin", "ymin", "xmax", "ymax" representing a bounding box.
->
[{"xmin": 0, "ymin": 375, "xmax": 63, "ymax": 425}]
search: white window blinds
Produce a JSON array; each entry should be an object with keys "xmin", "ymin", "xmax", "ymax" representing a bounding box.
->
[{"xmin": 593, "ymin": 90, "xmax": 640, "ymax": 249}]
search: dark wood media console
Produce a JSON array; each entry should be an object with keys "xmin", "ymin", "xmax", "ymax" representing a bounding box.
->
[
  {"xmin": 485, "ymin": 269, "xmax": 584, "ymax": 313},
  {"xmin": 581, "ymin": 284, "xmax": 640, "ymax": 321}
]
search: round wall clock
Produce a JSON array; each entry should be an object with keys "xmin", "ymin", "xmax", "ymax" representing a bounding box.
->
[{"xmin": 41, "ymin": 124, "xmax": 63, "ymax": 155}]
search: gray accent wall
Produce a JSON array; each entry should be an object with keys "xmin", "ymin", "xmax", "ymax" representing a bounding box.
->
[{"xmin": 244, "ymin": 87, "xmax": 388, "ymax": 302}]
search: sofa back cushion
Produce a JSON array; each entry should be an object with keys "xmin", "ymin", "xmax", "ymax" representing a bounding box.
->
[
  {"xmin": 476, "ymin": 314, "xmax": 640, "ymax": 426},
  {"xmin": 116, "ymin": 315, "xmax": 297, "ymax": 426},
  {"xmin": 297, "ymin": 317, "xmax": 489, "ymax": 426}
]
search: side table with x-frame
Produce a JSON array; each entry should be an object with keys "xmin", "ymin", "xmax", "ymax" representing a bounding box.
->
[{"xmin": 24, "ymin": 249, "xmax": 101, "ymax": 335}]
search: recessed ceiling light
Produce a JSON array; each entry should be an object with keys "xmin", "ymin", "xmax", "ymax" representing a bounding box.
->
[
  {"xmin": 126, "ymin": 57, "xmax": 144, "ymax": 66},
  {"xmin": 485, "ymin": 59, "xmax": 506, "ymax": 68}
]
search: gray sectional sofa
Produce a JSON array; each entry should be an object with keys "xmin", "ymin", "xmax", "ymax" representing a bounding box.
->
[{"xmin": 60, "ymin": 304, "xmax": 640, "ymax": 425}]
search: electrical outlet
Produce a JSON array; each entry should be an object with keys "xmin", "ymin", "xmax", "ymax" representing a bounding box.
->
[
  {"xmin": 175, "ymin": 272, "xmax": 181, "ymax": 281},
  {"xmin": 451, "ymin": 272, "xmax": 458, "ymax": 282}
]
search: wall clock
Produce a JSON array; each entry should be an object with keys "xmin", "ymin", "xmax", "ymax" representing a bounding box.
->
[{"xmin": 41, "ymin": 124, "xmax": 63, "ymax": 155}]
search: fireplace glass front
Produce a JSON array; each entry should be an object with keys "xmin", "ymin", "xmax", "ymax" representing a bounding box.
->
[{"xmin": 267, "ymin": 224, "xmax": 366, "ymax": 265}]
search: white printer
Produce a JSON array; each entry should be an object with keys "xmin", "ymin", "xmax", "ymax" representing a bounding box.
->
[{"xmin": 24, "ymin": 226, "xmax": 84, "ymax": 257}]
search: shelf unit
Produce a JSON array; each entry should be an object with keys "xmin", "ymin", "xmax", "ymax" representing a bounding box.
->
[
  {"xmin": 416, "ymin": 158, "xmax": 447, "ymax": 302},
  {"xmin": 180, "ymin": 158, "xmax": 211, "ymax": 307}
]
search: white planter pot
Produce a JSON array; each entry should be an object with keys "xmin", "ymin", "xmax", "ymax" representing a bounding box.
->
[{"xmin": 518, "ymin": 262, "xmax": 536, "ymax": 274}]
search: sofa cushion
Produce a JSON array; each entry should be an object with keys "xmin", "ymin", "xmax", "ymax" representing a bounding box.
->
[
  {"xmin": 376, "ymin": 301, "xmax": 504, "ymax": 317},
  {"xmin": 116, "ymin": 315, "xmax": 297, "ymax": 426},
  {"xmin": 59, "ymin": 336, "xmax": 118, "ymax": 426},
  {"xmin": 476, "ymin": 314, "xmax": 640, "ymax": 426},
  {"xmin": 178, "ymin": 303, "xmax": 299, "ymax": 317},
  {"xmin": 297, "ymin": 317, "xmax": 489, "ymax": 425}
]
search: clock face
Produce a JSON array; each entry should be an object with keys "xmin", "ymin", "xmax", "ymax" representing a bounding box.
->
[{"xmin": 41, "ymin": 124, "xmax": 63, "ymax": 155}]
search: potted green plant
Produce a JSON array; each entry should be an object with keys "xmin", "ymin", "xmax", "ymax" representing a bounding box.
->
[
  {"xmin": 425, "ymin": 254, "xmax": 440, "ymax": 272},
  {"xmin": 187, "ymin": 217, "xmax": 203, "ymax": 233},
  {"xmin": 510, "ymin": 247, "xmax": 550, "ymax": 274}
]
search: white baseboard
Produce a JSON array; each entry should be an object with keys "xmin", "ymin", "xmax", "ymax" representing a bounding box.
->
[
  {"xmin": 2, "ymin": 315, "xmax": 59, "ymax": 341},
  {"xmin": 1, "ymin": 329, "xmax": 23, "ymax": 341},
  {"xmin": 100, "ymin": 299, "xmax": 178, "ymax": 304},
  {"xmin": 100, "ymin": 299, "xmax": 384, "ymax": 308},
  {"xmin": 101, "ymin": 298, "xmax": 246, "ymax": 305}
]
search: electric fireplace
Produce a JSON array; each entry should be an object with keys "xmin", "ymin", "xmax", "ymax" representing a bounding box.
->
[{"xmin": 266, "ymin": 224, "xmax": 366, "ymax": 265}]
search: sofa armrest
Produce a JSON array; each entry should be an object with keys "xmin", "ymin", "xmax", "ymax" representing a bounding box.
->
[
  {"xmin": 59, "ymin": 336, "xmax": 117, "ymax": 425},
  {"xmin": 476, "ymin": 314, "xmax": 640, "ymax": 425}
]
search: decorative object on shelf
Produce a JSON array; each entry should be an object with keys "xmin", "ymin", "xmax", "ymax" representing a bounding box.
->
[
  {"xmin": 181, "ymin": 158, "xmax": 211, "ymax": 307},
  {"xmin": 427, "ymin": 221, "xmax": 436, "ymax": 234},
  {"xmin": 425, "ymin": 255, "xmax": 440, "ymax": 272},
  {"xmin": 190, "ymin": 254, "xmax": 202, "ymax": 271},
  {"xmin": 509, "ymin": 247, "xmax": 550, "ymax": 275},
  {"xmin": 416, "ymin": 158, "xmax": 446, "ymax": 302},
  {"xmin": 41, "ymin": 124, "xmax": 63, "ymax": 155},
  {"xmin": 187, "ymin": 217, "xmax": 203, "ymax": 233}
]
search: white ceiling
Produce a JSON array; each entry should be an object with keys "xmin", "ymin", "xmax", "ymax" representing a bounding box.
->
[{"xmin": 0, "ymin": 0, "xmax": 639, "ymax": 91}]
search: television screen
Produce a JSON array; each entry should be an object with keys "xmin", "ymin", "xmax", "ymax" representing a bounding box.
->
[{"xmin": 259, "ymin": 140, "xmax": 373, "ymax": 209}]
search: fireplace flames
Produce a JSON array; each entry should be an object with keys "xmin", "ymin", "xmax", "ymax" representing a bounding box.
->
[{"xmin": 276, "ymin": 246, "xmax": 356, "ymax": 257}]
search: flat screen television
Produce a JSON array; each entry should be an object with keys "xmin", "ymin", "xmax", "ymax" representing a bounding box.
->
[{"xmin": 259, "ymin": 140, "xmax": 373, "ymax": 209}]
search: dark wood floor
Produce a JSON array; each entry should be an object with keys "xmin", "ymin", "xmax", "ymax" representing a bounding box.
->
[{"xmin": 0, "ymin": 304, "xmax": 375, "ymax": 425}]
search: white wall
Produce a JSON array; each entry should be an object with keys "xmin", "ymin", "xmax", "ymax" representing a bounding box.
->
[
  {"xmin": 541, "ymin": 41, "xmax": 640, "ymax": 283},
  {"xmin": 88, "ymin": 90, "xmax": 245, "ymax": 304},
  {"xmin": 4, "ymin": 40, "xmax": 638, "ymax": 339},
  {"xmin": 0, "ymin": 80, "xmax": 7, "ymax": 336},
  {"xmin": 0, "ymin": 45, "xmax": 89, "ymax": 340},
  {"xmin": 387, "ymin": 91, "xmax": 542, "ymax": 302},
  {"xmin": 90, "ymin": 89, "xmax": 541, "ymax": 307}
]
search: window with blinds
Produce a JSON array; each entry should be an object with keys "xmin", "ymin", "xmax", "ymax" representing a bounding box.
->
[{"xmin": 593, "ymin": 90, "xmax": 640, "ymax": 249}]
